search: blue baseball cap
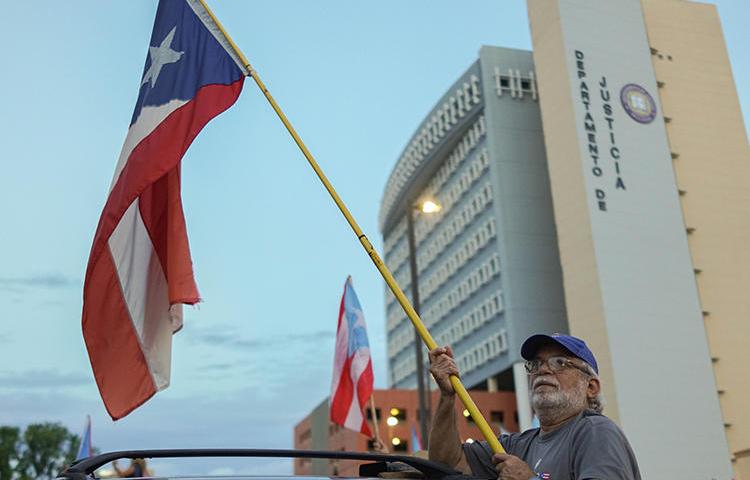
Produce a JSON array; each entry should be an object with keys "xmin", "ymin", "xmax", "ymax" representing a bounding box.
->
[{"xmin": 521, "ymin": 333, "xmax": 599, "ymax": 374}]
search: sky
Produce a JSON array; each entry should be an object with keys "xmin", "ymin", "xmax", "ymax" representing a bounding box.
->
[{"xmin": 0, "ymin": 0, "xmax": 748, "ymax": 476}]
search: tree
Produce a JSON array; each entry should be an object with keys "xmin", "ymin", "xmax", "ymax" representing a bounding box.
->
[
  {"xmin": 64, "ymin": 434, "xmax": 81, "ymax": 466},
  {"xmin": 0, "ymin": 427, "xmax": 20, "ymax": 480},
  {"xmin": 15, "ymin": 423, "xmax": 79, "ymax": 480}
]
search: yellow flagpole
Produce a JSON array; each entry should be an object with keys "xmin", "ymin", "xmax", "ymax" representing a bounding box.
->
[
  {"xmin": 369, "ymin": 395, "xmax": 383, "ymax": 447},
  {"xmin": 197, "ymin": 0, "xmax": 505, "ymax": 455}
]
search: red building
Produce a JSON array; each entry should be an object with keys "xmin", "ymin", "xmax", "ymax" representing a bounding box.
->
[{"xmin": 293, "ymin": 388, "xmax": 517, "ymax": 476}]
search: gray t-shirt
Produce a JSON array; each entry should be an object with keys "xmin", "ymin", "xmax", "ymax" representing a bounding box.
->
[{"xmin": 464, "ymin": 410, "xmax": 641, "ymax": 480}]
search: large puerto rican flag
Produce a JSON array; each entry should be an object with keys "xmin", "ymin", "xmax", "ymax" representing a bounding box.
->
[
  {"xmin": 82, "ymin": 0, "xmax": 247, "ymax": 420},
  {"xmin": 330, "ymin": 276, "xmax": 374, "ymax": 436}
]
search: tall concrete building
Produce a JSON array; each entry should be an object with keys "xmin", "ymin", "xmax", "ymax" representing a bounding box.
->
[
  {"xmin": 380, "ymin": 0, "xmax": 748, "ymax": 478},
  {"xmin": 378, "ymin": 46, "xmax": 567, "ymax": 417}
]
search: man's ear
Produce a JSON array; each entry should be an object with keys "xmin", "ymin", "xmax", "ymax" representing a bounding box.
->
[{"xmin": 587, "ymin": 375, "xmax": 601, "ymax": 398}]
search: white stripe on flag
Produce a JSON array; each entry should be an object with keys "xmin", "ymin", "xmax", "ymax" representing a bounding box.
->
[
  {"xmin": 108, "ymin": 199, "xmax": 175, "ymax": 390},
  {"xmin": 344, "ymin": 396, "xmax": 364, "ymax": 431},
  {"xmin": 109, "ymin": 100, "xmax": 188, "ymax": 191},
  {"xmin": 330, "ymin": 312, "xmax": 348, "ymax": 400},
  {"xmin": 349, "ymin": 347, "xmax": 371, "ymax": 383}
]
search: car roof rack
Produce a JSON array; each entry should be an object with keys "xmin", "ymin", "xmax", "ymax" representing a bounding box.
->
[{"xmin": 59, "ymin": 448, "xmax": 465, "ymax": 480}]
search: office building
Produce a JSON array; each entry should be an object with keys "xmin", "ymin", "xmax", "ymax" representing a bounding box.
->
[
  {"xmin": 380, "ymin": 0, "xmax": 749, "ymax": 477},
  {"xmin": 379, "ymin": 45, "xmax": 567, "ymax": 412}
]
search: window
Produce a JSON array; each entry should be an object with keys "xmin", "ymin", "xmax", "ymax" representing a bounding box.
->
[
  {"xmin": 393, "ymin": 440, "xmax": 409, "ymax": 452},
  {"xmin": 491, "ymin": 411, "xmax": 505, "ymax": 425},
  {"xmin": 366, "ymin": 408, "xmax": 382, "ymax": 421},
  {"xmin": 390, "ymin": 408, "xmax": 407, "ymax": 421}
]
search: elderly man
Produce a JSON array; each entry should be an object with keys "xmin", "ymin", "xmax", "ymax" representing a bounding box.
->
[{"xmin": 428, "ymin": 333, "xmax": 641, "ymax": 480}]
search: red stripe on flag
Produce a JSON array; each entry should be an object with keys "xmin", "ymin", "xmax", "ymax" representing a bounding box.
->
[
  {"xmin": 84, "ymin": 79, "xmax": 244, "ymax": 301},
  {"xmin": 138, "ymin": 164, "xmax": 196, "ymax": 303},
  {"xmin": 357, "ymin": 361, "xmax": 374, "ymax": 436},
  {"xmin": 330, "ymin": 356, "xmax": 354, "ymax": 425},
  {"xmin": 82, "ymin": 248, "xmax": 156, "ymax": 420}
]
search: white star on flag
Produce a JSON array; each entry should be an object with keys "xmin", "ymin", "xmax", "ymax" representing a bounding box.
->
[{"xmin": 141, "ymin": 26, "xmax": 184, "ymax": 88}]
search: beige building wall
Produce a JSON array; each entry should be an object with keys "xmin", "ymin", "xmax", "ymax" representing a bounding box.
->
[
  {"xmin": 527, "ymin": 0, "xmax": 733, "ymax": 477},
  {"xmin": 641, "ymin": 1, "xmax": 750, "ymax": 477},
  {"xmin": 524, "ymin": 0, "xmax": 621, "ymax": 426}
]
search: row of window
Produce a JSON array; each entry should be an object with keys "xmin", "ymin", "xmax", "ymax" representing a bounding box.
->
[
  {"xmin": 387, "ymin": 323, "xmax": 416, "ymax": 365},
  {"xmin": 388, "ymin": 288, "xmax": 503, "ymax": 362},
  {"xmin": 415, "ymin": 182, "xmax": 495, "ymax": 280},
  {"xmin": 391, "ymin": 345, "xmax": 420, "ymax": 385},
  {"xmin": 383, "ymin": 162, "xmax": 490, "ymax": 318},
  {"xmin": 385, "ymin": 116, "xmax": 489, "ymax": 282},
  {"xmin": 416, "ymin": 116, "xmax": 487, "ymax": 219},
  {"xmin": 379, "ymin": 75, "xmax": 482, "ymax": 230},
  {"xmin": 384, "ymin": 236, "xmax": 409, "ymax": 286},
  {"xmin": 386, "ymin": 299, "xmax": 405, "ymax": 334},
  {"xmin": 421, "ymin": 253, "xmax": 501, "ymax": 328},
  {"xmin": 414, "ymin": 147, "xmax": 491, "ymax": 248},
  {"xmin": 382, "ymin": 118, "xmax": 488, "ymax": 313},
  {"xmin": 389, "ymin": 253, "xmax": 501, "ymax": 366},
  {"xmin": 456, "ymin": 329, "xmax": 509, "ymax": 376},
  {"xmin": 384, "ymin": 152, "xmax": 492, "ymax": 325},
  {"xmin": 493, "ymin": 66, "xmax": 538, "ymax": 100},
  {"xmin": 391, "ymin": 318, "xmax": 507, "ymax": 386},
  {"xmin": 384, "ymin": 216, "xmax": 407, "ymax": 260},
  {"xmin": 419, "ymin": 217, "xmax": 497, "ymax": 304},
  {"xmin": 435, "ymin": 291, "xmax": 504, "ymax": 348},
  {"xmin": 386, "ymin": 184, "xmax": 496, "ymax": 331}
]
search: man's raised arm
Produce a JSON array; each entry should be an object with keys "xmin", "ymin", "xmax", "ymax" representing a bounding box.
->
[{"xmin": 427, "ymin": 346, "xmax": 470, "ymax": 473}]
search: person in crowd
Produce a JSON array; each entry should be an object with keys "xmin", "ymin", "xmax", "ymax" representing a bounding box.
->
[{"xmin": 112, "ymin": 458, "xmax": 150, "ymax": 478}]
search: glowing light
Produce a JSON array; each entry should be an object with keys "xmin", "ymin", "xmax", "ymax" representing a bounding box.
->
[
  {"xmin": 466, "ymin": 438, "xmax": 474, "ymax": 444},
  {"xmin": 420, "ymin": 200, "xmax": 442, "ymax": 213},
  {"xmin": 463, "ymin": 409, "xmax": 470, "ymax": 417},
  {"xmin": 392, "ymin": 437, "xmax": 401, "ymax": 446},
  {"xmin": 386, "ymin": 416, "xmax": 399, "ymax": 426},
  {"xmin": 390, "ymin": 408, "xmax": 400, "ymax": 416}
]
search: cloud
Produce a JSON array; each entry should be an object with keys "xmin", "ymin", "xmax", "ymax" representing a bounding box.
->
[
  {"xmin": 0, "ymin": 273, "xmax": 79, "ymax": 292},
  {"xmin": 0, "ymin": 369, "xmax": 90, "ymax": 390},
  {"xmin": 190, "ymin": 329, "xmax": 332, "ymax": 350},
  {"xmin": 199, "ymin": 362, "xmax": 235, "ymax": 372}
]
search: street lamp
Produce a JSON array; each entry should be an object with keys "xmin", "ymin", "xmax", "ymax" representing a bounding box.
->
[{"xmin": 406, "ymin": 198, "xmax": 441, "ymax": 449}]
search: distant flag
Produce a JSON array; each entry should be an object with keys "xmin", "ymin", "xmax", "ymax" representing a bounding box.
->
[
  {"xmin": 330, "ymin": 276, "xmax": 374, "ymax": 436},
  {"xmin": 75, "ymin": 415, "xmax": 93, "ymax": 460},
  {"xmin": 82, "ymin": 0, "xmax": 248, "ymax": 420},
  {"xmin": 411, "ymin": 425, "xmax": 423, "ymax": 452}
]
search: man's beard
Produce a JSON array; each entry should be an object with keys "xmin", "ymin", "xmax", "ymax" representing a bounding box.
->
[{"xmin": 529, "ymin": 375, "xmax": 587, "ymax": 422}]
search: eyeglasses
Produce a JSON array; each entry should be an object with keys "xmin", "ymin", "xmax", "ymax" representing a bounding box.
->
[{"xmin": 524, "ymin": 356, "xmax": 589, "ymax": 375}]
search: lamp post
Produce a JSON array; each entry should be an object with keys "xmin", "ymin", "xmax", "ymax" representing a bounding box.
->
[{"xmin": 406, "ymin": 199, "xmax": 441, "ymax": 449}]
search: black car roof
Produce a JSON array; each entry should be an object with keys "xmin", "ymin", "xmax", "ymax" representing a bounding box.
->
[{"xmin": 58, "ymin": 449, "xmax": 475, "ymax": 480}]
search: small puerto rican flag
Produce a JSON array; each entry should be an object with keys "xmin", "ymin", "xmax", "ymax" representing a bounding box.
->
[{"xmin": 330, "ymin": 277, "xmax": 374, "ymax": 436}]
